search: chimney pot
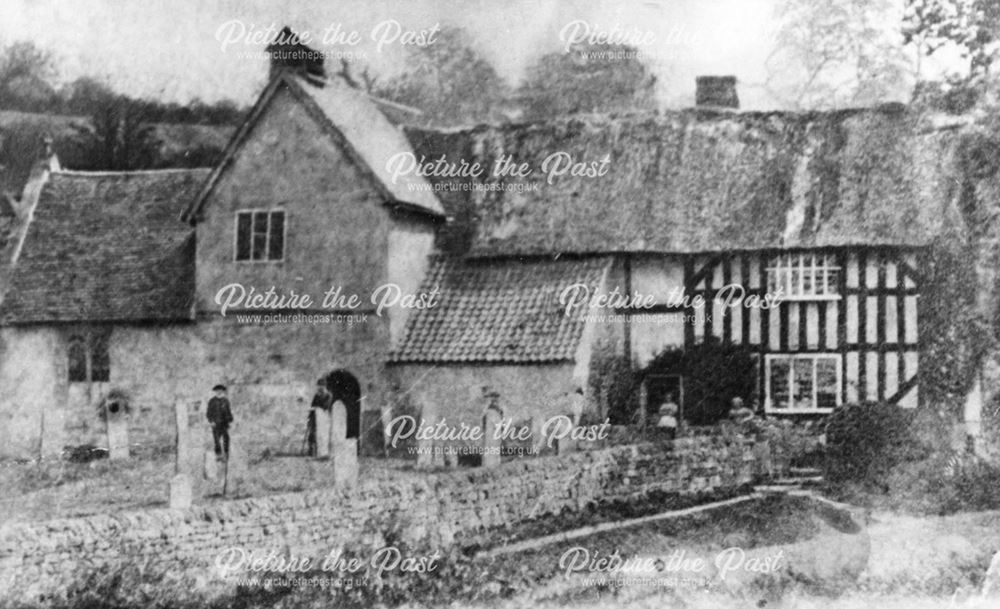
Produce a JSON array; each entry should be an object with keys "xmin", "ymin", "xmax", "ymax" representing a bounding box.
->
[{"xmin": 696, "ymin": 76, "xmax": 739, "ymax": 109}]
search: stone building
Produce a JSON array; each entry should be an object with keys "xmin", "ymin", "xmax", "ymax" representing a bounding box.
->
[{"xmin": 0, "ymin": 66, "xmax": 995, "ymax": 459}]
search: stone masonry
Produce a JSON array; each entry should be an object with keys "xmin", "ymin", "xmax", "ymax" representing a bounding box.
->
[{"xmin": 0, "ymin": 436, "xmax": 754, "ymax": 603}]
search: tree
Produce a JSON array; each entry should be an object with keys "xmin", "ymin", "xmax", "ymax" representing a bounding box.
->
[
  {"xmin": 378, "ymin": 26, "xmax": 509, "ymax": 127},
  {"xmin": 60, "ymin": 76, "xmax": 117, "ymax": 116},
  {"xmin": 517, "ymin": 44, "xmax": 657, "ymax": 120},
  {"xmin": 903, "ymin": 0, "xmax": 1000, "ymax": 84},
  {"xmin": 766, "ymin": 0, "xmax": 910, "ymax": 109},
  {"xmin": 0, "ymin": 41, "xmax": 57, "ymax": 111},
  {"xmin": 72, "ymin": 96, "xmax": 160, "ymax": 170}
]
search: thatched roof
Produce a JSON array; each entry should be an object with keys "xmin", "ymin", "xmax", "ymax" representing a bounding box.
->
[{"xmin": 406, "ymin": 107, "xmax": 970, "ymax": 257}]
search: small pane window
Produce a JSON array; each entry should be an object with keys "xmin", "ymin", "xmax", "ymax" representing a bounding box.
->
[
  {"xmin": 235, "ymin": 213, "xmax": 252, "ymax": 261},
  {"xmin": 766, "ymin": 253, "xmax": 840, "ymax": 300},
  {"xmin": 268, "ymin": 212, "xmax": 285, "ymax": 260},
  {"xmin": 90, "ymin": 330, "xmax": 110, "ymax": 383},
  {"xmin": 235, "ymin": 210, "xmax": 285, "ymax": 262},
  {"xmin": 67, "ymin": 329, "xmax": 111, "ymax": 383},
  {"xmin": 767, "ymin": 354, "xmax": 841, "ymax": 411}
]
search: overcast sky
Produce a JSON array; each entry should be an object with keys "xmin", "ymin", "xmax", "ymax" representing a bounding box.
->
[{"xmin": 0, "ymin": 0, "xmax": 923, "ymax": 110}]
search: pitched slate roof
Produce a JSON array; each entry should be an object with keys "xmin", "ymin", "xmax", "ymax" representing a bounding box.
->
[
  {"xmin": 0, "ymin": 169, "xmax": 210, "ymax": 324},
  {"xmin": 389, "ymin": 256, "xmax": 610, "ymax": 363},
  {"xmin": 182, "ymin": 72, "xmax": 444, "ymax": 223},
  {"xmin": 405, "ymin": 108, "xmax": 969, "ymax": 257}
]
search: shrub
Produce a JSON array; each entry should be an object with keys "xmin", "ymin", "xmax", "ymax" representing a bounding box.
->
[
  {"xmin": 824, "ymin": 402, "xmax": 929, "ymax": 489},
  {"xmin": 646, "ymin": 338, "xmax": 758, "ymax": 426}
]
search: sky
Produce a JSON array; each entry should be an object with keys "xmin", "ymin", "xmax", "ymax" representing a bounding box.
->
[{"xmin": 0, "ymin": 0, "xmax": 932, "ymax": 111}]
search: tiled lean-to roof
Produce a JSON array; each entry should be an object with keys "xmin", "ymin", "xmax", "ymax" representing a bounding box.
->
[
  {"xmin": 0, "ymin": 169, "xmax": 210, "ymax": 324},
  {"xmin": 389, "ymin": 256, "xmax": 611, "ymax": 363}
]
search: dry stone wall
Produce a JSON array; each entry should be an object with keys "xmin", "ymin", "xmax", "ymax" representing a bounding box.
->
[{"xmin": 0, "ymin": 436, "xmax": 754, "ymax": 604}]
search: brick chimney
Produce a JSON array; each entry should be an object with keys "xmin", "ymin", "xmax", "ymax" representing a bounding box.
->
[
  {"xmin": 266, "ymin": 26, "xmax": 326, "ymax": 86},
  {"xmin": 695, "ymin": 76, "xmax": 739, "ymax": 109}
]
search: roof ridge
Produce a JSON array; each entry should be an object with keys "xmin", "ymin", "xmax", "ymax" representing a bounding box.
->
[{"xmin": 55, "ymin": 167, "xmax": 213, "ymax": 177}]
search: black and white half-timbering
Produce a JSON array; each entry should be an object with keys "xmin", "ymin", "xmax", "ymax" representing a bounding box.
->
[{"xmin": 1, "ymin": 2, "xmax": 999, "ymax": 607}]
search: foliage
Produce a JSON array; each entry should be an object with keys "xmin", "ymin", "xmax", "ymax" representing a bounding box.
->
[
  {"xmin": 517, "ymin": 43, "xmax": 657, "ymax": 120},
  {"xmin": 918, "ymin": 242, "xmax": 993, "ymax": 424},
  {"xmin": 0, "ymin": 41, "xmax": 57, "ymax": 110},
  {"xmin": 646, "ymin": 338, "xmax": 758, "ymax": 426},
  {"xmin": 589, "ymin": 351, "xmax": 640, "ymax": 425},
  {"xmin": 754, "ymin": 417, "xmax": 826, "ymax": 471},
  {"xmin": 377, "ymin": 26, "xmax": 510, "ymax": 128},
  {"xmin": 70, "ymin": 96, "xmax": 161, "ymax": 170},
  {"xmin": 0, "ymin": 42, "xmax": 245, "ymax": 126},
  {"xmin": 824, "ymin": 402, "xmax": 930, "ymax": 488},
  {"xmin": 767, "ymin": 0, "xmax": 910, "ymax": 109},
  {"xmin": 903, "ymin": 0, "xmax": 1000, "ymax": 86}
]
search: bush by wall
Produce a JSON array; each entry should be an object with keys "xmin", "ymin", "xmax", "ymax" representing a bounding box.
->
[{"xmin": 824, "ymin": 402, "xmax": 930, "ymax": 489}]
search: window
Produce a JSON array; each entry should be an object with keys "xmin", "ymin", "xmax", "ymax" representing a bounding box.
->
[
  {"xmin": 766, "ymin": 253, "xmax": 840, "ymax": 300},
  {"xmin": 68, "ymin": 336, "xmax": 87, "ymax": 382},
  {"xmin": 765, "ymin": 354, "xmax": 840, "ymax": 412},
  {"xmin": 67, "ymin": 329, "xmax": 111, "ymax": 383},
  {"xmin": 235, "ymin": 210, "xmax": 285, "ymax": 262}
]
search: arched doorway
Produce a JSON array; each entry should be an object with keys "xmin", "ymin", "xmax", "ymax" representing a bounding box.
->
[{"xmin": 324, "ymin": 369, "xmax": 361, "ymax": 439}]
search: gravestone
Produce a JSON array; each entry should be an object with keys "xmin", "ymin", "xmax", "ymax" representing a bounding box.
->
[
  {"xmin": 415, "ymin": 436, "xmax": 434, "ymax": 469},
  {"xmin": 224, "ymin": 439, "xmax": 246, "ymax": 496},
  {"xmin": 315, "ymin": 406, "xmax": 331, "ymax": 458},
  {"xmin": 331, "ymin": 401, "xmax": 358, "ymax": 487},
  {"xmin": 203, "ymin": 449, "xmax": 218, "ymax": 481},
  {"xmin": 482, "ymin": 408, "xmax": 502, "ymax": 468},
  {"xmin": 169, "ymin": 401, "xmax": 192, "ymax": 509},
  {"xmin": 333, "ymin": 439, "xmax": 358, "ymax": 487},
  {"xmin": 331, "ymin": 400, "xmax": 347, "ymax": 444},
  {"xmin": 105, "ymin": 399, "xmax": 129, "ymax": 460}
]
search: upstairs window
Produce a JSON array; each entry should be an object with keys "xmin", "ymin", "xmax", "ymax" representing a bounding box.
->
[
  {"xmin": 68, "ymin": 329, "xmax": 111, "ymax": 383},
  {"xmin": 235, "ymin": 210, "xmax": 285, "ymax": 262},
  {"xmin": 766, "ymin": 252, "xmax": 840, "ymax": 300}
]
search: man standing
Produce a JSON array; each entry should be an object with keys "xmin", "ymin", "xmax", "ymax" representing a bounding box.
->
[
  {"xmin": 307, "ymin": 379, "xmax": 334, "ymax": 456},
  {"xmin": 206, "ymin": 384, "xmax": 233, "ymax": 459}
]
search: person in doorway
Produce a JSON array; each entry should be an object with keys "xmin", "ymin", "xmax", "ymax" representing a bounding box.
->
[
  {"xmin": 206, "ymin": 384, "xmax": 233, "ymax": 459},
  {"xmin": 656, "ymin": 393, "xmax": 679, "ymax": 440},
  {"xmin": 307, "ymin": 378, "xmax": 334, "ymax": 456}
]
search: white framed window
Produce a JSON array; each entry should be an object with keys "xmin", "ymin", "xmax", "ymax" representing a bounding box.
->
[
  {"xmin": 766, "ymin": 252, "xmax": 840, "ymax": 300},
  {"xmin": 234, "ymin": 210, "xmax": 285, "ymax": 262},
  {"xmin": 765, "ymin": 353, "xmax": 841, "ymax": 413}
]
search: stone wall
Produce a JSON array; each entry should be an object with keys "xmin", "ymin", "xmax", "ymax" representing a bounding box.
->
[
  {"xmin": 0, "ymin": 315, "xmax": 393, "ymax": 460},
  {"xmin": 0, "ymin": 436, "xmax": 754, "ymax": 603}
]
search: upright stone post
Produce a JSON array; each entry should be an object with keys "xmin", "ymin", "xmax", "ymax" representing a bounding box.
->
[
  {"xmin": 170, "ymin": 401, "xmax": 193, "ymax": 509},
  {"xmin": 331, "ymin": 400, "xmax": 358, "ymax": 487},
  {"xmin": 315, "ymin": 406, "xmax": 332, "ymax": 458},
  {"xmin": 105, "ymin": 397, "xmax": 129, "ymax": 460},
  {"xmin": 482, "ymin": 408, "xmax": 502, "ymax": 468}
]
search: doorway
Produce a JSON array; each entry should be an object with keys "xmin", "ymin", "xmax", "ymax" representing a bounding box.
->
[
  {"xmin": 324, "ymin": 369, "xmax": 361, "ymax": 439},
  {"xmin": 645, "ymin": 373, "xmax": 683, "ymax": 423}
]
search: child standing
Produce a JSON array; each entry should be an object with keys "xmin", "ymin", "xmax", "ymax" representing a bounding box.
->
[{"xmin": 206, "ymin": 384, "xmax": 233, "ymax": 459}]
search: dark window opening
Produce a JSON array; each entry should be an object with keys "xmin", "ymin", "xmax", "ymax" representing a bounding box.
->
[
  {"xmin": 68, "ymin": 336, "xmax": 87, "ymax": 382},
  {"xmin": 68, "ymin": 329, "xmax": 111, "ymax": 383},
  {"xmin": 235, "ymin": 210, "xmax": 285, "ymax": 262}
]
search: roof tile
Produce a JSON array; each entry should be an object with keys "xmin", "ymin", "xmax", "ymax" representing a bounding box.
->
[{"xmin": 389, "ymin": 256, "xmax": 610, "ymax": 363}]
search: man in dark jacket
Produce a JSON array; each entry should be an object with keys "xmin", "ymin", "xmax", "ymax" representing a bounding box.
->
[
  {"xmin": 207, "ymin": 384, "xmax": 233, "ymax": 458},
  {"xmin": 307, "ymin": 379, "xmax": 334, "ymax": 456}
]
